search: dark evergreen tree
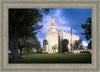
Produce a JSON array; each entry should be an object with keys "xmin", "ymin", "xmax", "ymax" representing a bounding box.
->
[
  {"xmin": 61, "ymin": 39, "xmax": 69, "ymax": 53},
  {"xmin": 72, "ymin": 40, "xmax": 82, "ymax": 53},
  {"xmin": 88, "ymin": 40, "xmax": 92, "ymax": 50},
  {"xmin": 81, "ymin": 18, "xmax": 91, "ymax": 41},
  {"xmin": 43, "ymin": 39, "xmax": 48, "ymax": 52},
  {"xmin": 58, "ymin": 34, "xmax": 61, "ymax": 53},
  {"xmin": 81, "ymin": 18, "xmax": 92, "ymax": 51}
]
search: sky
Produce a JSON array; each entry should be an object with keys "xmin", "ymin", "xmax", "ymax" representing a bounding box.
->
[{"xmin": 36, "ymin": 8, "xmax": 92, "ymax": 47}]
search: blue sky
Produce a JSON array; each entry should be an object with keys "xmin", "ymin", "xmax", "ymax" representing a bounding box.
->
[{"xmin": 36, "ymin": 8, "xmax": 92, "ymax": 47}]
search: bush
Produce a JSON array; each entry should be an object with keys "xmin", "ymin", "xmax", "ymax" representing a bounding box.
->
[{"xmin": 80, "ymin": 51, "xmax": 90, "ymax": 53}]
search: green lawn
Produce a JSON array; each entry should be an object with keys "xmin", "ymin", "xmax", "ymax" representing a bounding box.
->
[{"xmin": 9, "ymin": 53, "xmax": 91, "ymax": 63}]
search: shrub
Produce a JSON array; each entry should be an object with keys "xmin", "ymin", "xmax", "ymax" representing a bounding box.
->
[{"xmin": 80, "ymin": 51, "xmax": 90, "ymax": 53}]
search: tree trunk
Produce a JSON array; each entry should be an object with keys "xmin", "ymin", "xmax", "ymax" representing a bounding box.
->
[
  {"xmin": 10, "ymin": 38, "xmax": 22, "ymax": 60},
  {"xmin": 20, "ymin": 48, "xmax": 23, "ymax": 56}
]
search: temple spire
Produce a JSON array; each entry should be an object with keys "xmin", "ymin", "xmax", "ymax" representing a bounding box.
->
[{"xmin": 50, "ymin": 16, "xmax": 55, "ymax": 28}]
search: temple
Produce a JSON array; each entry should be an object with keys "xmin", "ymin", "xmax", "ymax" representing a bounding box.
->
[{"xmin": 44, "ymin": 16, "xmax": 79, "ymax": 53}]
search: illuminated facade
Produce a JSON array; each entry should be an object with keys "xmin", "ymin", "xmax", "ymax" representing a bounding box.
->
[{"xmin": 45, "ymin": 17, "xmax": 79, "ymax": 53}]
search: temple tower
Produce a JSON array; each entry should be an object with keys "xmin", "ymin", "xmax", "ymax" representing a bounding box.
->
[{"xmin": 50, "ymin": 16, "xmax": 56, "ymax": 28}]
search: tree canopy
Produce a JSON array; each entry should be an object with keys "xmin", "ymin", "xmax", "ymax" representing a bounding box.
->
[
  {"xmin": 81, "ymin": 18, "xmax": 91, "ymax": 41},
  {"xmin": 9, "ymin": 9, "xmax": 51, "ymax": 60},
  {"xmin": 9, "ymin": 9, "xmax": 50, "ymax": 40},
  {"xmin": 88, "ymin": 40, "xmax": 92, "ymax": 50},
  {"xmin": 58, "ymin": 34, "xmax": 61, "ymax": 53},
  {"xmin": 81, "ymin": 18, "xmax": 92, "ymax": 50},
  {"xmin": 61, "ymin": 39, "xmax": 69, "ymax": 53},
  {"xmin": 72, "ymin": 40, "xmax": 82, "ymax": 50}
]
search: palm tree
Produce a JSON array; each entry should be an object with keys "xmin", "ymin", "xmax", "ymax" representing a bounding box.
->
[{"xmin": 52, "ymin": 46, "xmax": 55, "ymax": 54}]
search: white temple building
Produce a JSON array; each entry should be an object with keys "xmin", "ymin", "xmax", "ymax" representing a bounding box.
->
[{"xmin": 44, "ymin": 16, "xmax": 79, "ymax": 53}]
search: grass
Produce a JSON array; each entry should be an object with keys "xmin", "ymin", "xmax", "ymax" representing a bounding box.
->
[{"xmin": 9, "ymin": 53, "xmax": 91, "ymax": 63}]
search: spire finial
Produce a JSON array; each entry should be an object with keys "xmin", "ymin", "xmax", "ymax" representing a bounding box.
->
[{"xmin": 50, "ymin": 15, "xmax": 55, "ymax": 28}]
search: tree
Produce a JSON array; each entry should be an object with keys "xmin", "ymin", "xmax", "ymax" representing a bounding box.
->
[
  {"xmin": 36, "ymin": 41, "xmax": 41, "ymax": 53},
  {"xmin": 81, "ymin": 18, "xmax": 91, "ymax": 41},
  {"xmin": 42, "ymin": 46, "xmax": 45, "ymax": 52},
  {"xmin": 79, "ymin": 44, "xmax": 84, "ymax": 51},
  {"xmin": 88, "ymin": 40, "xmax": 92, "ymax": 50},
  {"xmin": 52, "ymin": 46, "xmax": 56, "ymax": 54},
  {"xmin": 18, "ymin": 38, "xmax": 26, "ymax": 56},
  {"xmin": 23, "ymin": 42, "xmax": 34, "ymax": 53},
  {"xmin": 37, "ymin": 48, "xmax": 43, "ymax": 53},
  {"xmin": 81, "ymin": 18, "xmax": 92, "ymax": 51},
  {"xmin": 43, "ymin": 40, "xmax": 48, "ymax": 52},
  {"xmin": 72, "ymin": 40, "xmax": 82, "ymax": 53},
  {"xmin": 9, "ymin": 9, "xmax": 50, "ymax": 60},
  {"xmin": 61, "ymin": 39, "xmax": 69, "ymax": 53},
  {"xmin": 19, "ymin": 36, "xmax": 40, "ymax": 54},
  {"xmin": 58, "ymin": 34, "xmax": 61, "ymax": 53}
]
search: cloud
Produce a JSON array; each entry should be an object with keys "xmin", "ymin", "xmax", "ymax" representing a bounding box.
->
[
  {"xmin": 37, "ymin": 9, "xmax": 65, "ymax": 46},
  {"xmin": 54, "ymin": 9, "xmax": 67, "ymax": 25},
  {"xmin": 82, "ymin": 41, "xmax": 88, "ymax": 47},
  {"xmin": 36, "ymin": 8, "xmax": 91, "ymax": 46},
  {"xmin": 37, "ymin": 9, "xmax": 79, "ymax": 46}
]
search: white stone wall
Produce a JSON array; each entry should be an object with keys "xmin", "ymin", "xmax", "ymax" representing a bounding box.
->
[
  {"xmin": 46, "ymin": 31, "xmax": 58, "ymax": 53},
  {"xmin": 58, "ymin": 30, "xmax": 79, "ymax": 52},
  {"xmin": 46, "ymin": 28, "xmax": 79, "ymax": 53}
]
